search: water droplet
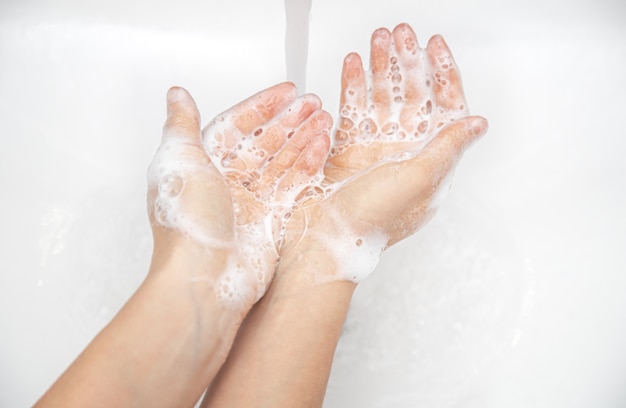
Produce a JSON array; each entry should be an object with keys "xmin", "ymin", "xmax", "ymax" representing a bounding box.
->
[
  {"xmin": 335, "ymin": 130, "xmax": 349, "ymax": 142},
  {"xmin": 358, "ymin": 118, "xmax": 378, "ymax": 135},
  {"xmin": 417, "ymin": 120, "xmax": 428, "ymax": 134},
  {"xmin": 404, "ymin": 37, "xmax": 415, "ymax": 51},
  {"xmin": 381, "ymin": 122, "xmax": 399, "ymax": 135},
  {"xmin": 159, "ymin": 174, "xmax": 183, "ymax": 197},
  {"xmin": 340, "ymin": 117, "xmax": 354, "ymax": 130},
  {"xmin": 221, "ymin": 152, "xmax": 236, "ymax": 168},
  {"xmin": 154, "ymin": 203, "xmax": 168, "ymax": 225}
]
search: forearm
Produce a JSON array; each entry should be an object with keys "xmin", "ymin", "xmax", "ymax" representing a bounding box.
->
[
  {"xmin": 202, "ymin": 248, "xmax": 356, "ymax": 408},
  {"xmin": 36, "ymin": 241, "xmax": 242, "ymax": 408}
]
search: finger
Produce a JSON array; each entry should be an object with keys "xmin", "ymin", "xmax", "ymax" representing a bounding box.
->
[
  {"xmin": 202, "ymin": 82, "xmax": 300, "ymax": 170},
  {"xmin": 340, "ymin": 52, "xmax": 367, "ymax": 111},
  {"xmin": 263, "ymin": 110, "xmax": 332, "ymax": 185},
  {"xmin": 217, "ymin": 94, "xmax": 322, "ymax": 171},
  {"xmin": 256, "ymin": 94, "xmax": 322, "ymax": 156},
  {"xmin": 370, "ymin": 28, "xmax": 392, "ymax": 120},
  {"xmin": 276, "ymin": 127, "xmax": 330, "ymax": 199},
  {"xmin": 392, "ymin": 23, "xmax": 423, "ymax": 105},
  {"xmin": 336, "ymin": 52, "xmax": 367, "ymax": 143},
  {"xmin": 163, "ymin": 86, "xmax": 202, "ymax": 144},
  {"xmin": 231, "ymin": 82, "xmax": 298, "ymax": 134},
  {"xmin": 426, "ymin": 35, "xmax": 467, "ymax": 111}
]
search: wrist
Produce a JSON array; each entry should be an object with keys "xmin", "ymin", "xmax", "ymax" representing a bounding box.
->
[{"xmin": 278, "ymin": 237, "xmax": 338, "ymax": 281}]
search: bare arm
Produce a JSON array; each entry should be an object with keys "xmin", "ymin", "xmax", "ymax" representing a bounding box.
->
[
  {"xmin": 36, "ymin": 87, "xmax": 245, "ymax": 407},
  {"xmin": 35, "ymin": 83, "xmax": 330, "ymax": 407}
]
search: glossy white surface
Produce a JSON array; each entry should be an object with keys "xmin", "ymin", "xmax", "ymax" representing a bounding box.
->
[{"xmin": 1, "ymin": 0, "xmax": 625, "ymax": 406}]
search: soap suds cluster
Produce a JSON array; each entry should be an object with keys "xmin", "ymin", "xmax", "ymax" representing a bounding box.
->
[{"xmin": 332, "ymin": 36, "xmax": 469, "ymax": 159}]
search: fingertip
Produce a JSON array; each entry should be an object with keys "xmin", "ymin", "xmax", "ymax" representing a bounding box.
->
[
  {"xmin": 273, "ymin": 81, "xmax": 299, "ymax": 99},
  {"xmin": 315, "ymin": 109, "xmax": 334, "ymax": 131},
  {"xmin": 393, "ymin": 22, "xmax": 413, "ymax": 33},
  {"xmin": 372, "ymin": 27, "xmax": 392, "ymax": 41},
  {"xmin": 167, "ymin": 86, "xmax": 190, "ymax": 102},
  {"xmin": 344, "ymin": 52, "xmax": 363, "ymax": 67},
  {"xmin": 302, "ymin": 128, "xmax": 331, "ymax": 175},
  {"xmin": 470, "ymin": 116, "xmax": 489, "ymax": 138},
  {"xmin": 427, "ymin": 34, "xmax": 447, "ymax": 49},
  {"xmin": 392, "ymin": 22, "xmax": 420, "ymax": 49},
  {"xmin": 301, "ymin": 93, "xmax": 323, "ymax": 110}
]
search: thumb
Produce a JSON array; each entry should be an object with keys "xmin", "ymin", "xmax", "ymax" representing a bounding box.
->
[
  {"xmin": 411, "ymin": 115, "xmax": 488, "ymax": 176},
  {"xmin": 163, "ymin": 86, "xmax": 202, "ymax": 144}
]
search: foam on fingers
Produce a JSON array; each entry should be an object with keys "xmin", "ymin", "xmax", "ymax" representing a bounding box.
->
[
  {"xmin": 427, "ymin": 35, "xmax": 466, "ymax": 111},
  {"xmin": 231, "ymin": 82, "xmax": 298, "ymax": 135},
  {"xmin": 332, "ymin": 28, "xmax": 471, "ymax": 159}
]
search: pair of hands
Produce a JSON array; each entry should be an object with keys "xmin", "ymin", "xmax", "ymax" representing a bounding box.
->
[{"xmin": 147, "ymin": 24, "xmax": 487, "ymax": 313}]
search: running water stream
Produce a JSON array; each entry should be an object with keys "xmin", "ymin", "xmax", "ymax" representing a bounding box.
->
[{"xmin": 284, "ymin": 0, "xmax": 312, "ymax": 92}]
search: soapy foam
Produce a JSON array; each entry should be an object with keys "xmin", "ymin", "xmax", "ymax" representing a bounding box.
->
[
  {"xmin": 331, "ymin": 33, "xmax": 469, "ymax": 158},
  {"xmin": 147, "ymin": 139, "xmax": 234, "ymax": 249},
  {"xmin": 311, "ymin": 208, "xmax": 389, "ymax": 284},
  {"xmin": 202, "ymin": 96, "xmax": 329, "ymax": 304},
  {"xmin": 148, "ymin": 135, "xmax": 280, "ymax": 309},
  {"xmin": 214, "ymin": 218, "xmax": 275, "ymax": 307}
]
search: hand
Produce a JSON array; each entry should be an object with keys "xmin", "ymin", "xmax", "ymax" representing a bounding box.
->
[
  {"xmin": 201, "ymin": 82, "xmax": 331, "ymax": 306},
  {"xmin": 281, "ymin": 23, "xmax": 488, "ymax": 283},
  {"xmin": 147, "ymin": 86, "xmax": 235, "ymax": 278}
]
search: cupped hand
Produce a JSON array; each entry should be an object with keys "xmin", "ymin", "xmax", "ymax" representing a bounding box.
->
[
  {"xmin": 201, "ymin": 82, "xmax": 331, "ymax": 305},
  {"xmin": 281, "ymin": 24, "xmax": 488, "ymax": 283}
]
